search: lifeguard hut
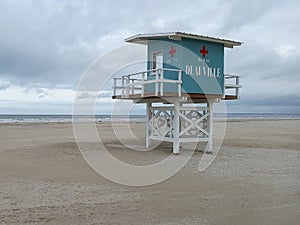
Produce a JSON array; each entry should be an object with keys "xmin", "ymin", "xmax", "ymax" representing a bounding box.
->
[{"xmin": 112, "ymin": 32, "xmax": 242, "ymax": 154}]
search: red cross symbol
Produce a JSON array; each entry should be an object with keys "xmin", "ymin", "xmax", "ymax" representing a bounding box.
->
[
  {"xmin": 200, "ymin": 46, "xmax": 208, "ymax": 57},
  {"xmin": 169, "ymin": 46, "xmax": 176, "ymax": 57}
]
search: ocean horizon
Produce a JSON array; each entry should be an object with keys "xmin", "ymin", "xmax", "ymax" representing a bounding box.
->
[{"xmin": 0, "ymin": 113, "xmax": 299, "ymax": 124}]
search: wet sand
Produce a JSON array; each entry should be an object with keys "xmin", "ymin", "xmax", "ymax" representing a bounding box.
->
[{"xmin": 0, "ymin": 119, "xmax": 299, "ymax": 224}]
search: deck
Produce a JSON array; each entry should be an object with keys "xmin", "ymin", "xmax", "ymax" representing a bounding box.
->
[
  {"xmin": 112, "ymin": 68, "xmax": 241, "ymax": 103},
  {"xmin": 112, "ymin": 92, "xmax": 238, "ymax": 103}
]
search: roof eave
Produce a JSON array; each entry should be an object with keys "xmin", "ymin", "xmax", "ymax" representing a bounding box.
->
[
  {"xmin": 125, "ymin": 32, "xmax": 243, "ymax": 48},
  {"xmin": 175, "ymin": 32, "xmax": 242, "ymax": 48},
  {"xmin": 125, "ymin": 32, "xmax": 178, "ymax": 44}
]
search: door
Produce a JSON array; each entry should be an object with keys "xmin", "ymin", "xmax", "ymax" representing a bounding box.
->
[
  {"xmin": 151, "ymin": 51, "xmax": 163, "ymax": 71},
  {"xmin": 148, "ymin": 51, "xmax": 163, "ymax": 93}
]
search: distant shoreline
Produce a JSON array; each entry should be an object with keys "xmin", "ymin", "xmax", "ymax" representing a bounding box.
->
[
  {"xmin": 0, "ymin": 117, "xmax": 299, "ymax": 125},
  {"xmin": 0, "ymin": 113, "xmax": 300, "ymax": 124}
]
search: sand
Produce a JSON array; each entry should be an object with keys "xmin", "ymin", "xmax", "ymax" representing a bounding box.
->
[{"xmin": 0, "ymin": 119, "xmax": 299, "ymax": 224}]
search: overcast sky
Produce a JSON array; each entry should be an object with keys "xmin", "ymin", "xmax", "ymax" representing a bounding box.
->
[{"xmin": 0, "ymin": 0, "xmax": 299, "ymax": 114}]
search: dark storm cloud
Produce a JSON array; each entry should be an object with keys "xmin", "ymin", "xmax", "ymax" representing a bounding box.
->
[
  {"xmin": 0, "ymin": 0, "xmax": 299, "ymax": 113},
  {"xmin": 0, "ymin": 1, "xmax": 133, "ymax": 88},
  {"xmin": 218, "ymin": 0, "xmax": 282, "ymax": 35},
  {"xmin": 0, "ymin": 0, "xmax": 199, "ymax": 89}
]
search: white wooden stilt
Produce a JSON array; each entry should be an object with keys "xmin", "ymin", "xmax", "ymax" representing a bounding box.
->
[
  {"xmin": 206, "ymin": 100, "xmax": 213, "ymax": 154},
  {"xmin": 146, "ymin": 102, "xmax": 152, "ymax": 148},
  {"xmin": 144, "ymin": 101, "xmax": 212, "ymax": 154},
  {"xmin": 173, "ymin": 102, "xmax": 180, "ymax": 154}
]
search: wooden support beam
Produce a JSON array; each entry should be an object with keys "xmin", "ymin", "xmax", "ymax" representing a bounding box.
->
[
  {"xmin": 146, "ymin": 102, "xmax": 152, "ymax": 148},
  {"xmin": 206, "ymin": 100, "xmax": 213, "ymax": 154},
  {"xmin": 173, "ymin": 102, "xmax": 180, "ymax": 154}
]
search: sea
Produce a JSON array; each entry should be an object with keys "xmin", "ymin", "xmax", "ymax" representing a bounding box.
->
[{"xmin": 0, "ymin": 113, "xmax": 299, "ymax": 124}]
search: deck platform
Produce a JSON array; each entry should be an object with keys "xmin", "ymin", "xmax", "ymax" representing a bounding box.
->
[
  {"xmin": 112, "ymin": 68, "xmax": 241, "ymax": 103},
  {"xmin": 112, "ymin": 92, "xmax": 238, "ymax": 103}
]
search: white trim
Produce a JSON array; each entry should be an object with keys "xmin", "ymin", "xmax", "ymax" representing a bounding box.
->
[
  {"xmin": 113, "ymin": 70, "xmax": 241, "ymax": 100},
  {"xmin": 113, "ymin": 68, "xmax": 182, "ymax": 98},
  {"xmin": 206, "ymin": 100, "xmax": 213, "ymax": 154},
  {"xmin": 146, "ymin": 102, "xmax": 152, "ymax": 148},
  {"xmin": 125, "ymin": 32, "xmax": 242, "ymax": 48},
  {"xmin": 145, "ymin": 103, "xmax": 214, "ymax": 154},
  {"xmin": 150, "ymin": 50, "xmax": 164, "ymax": 71},
  {"xmin": 173, "ymin": 102, "xmax": 180, "ymax": 154}
]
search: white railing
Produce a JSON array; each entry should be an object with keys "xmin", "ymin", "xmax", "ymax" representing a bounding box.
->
[
  {"xmin": 113, "ymin": 70, "xmax": 241, "ymax": 99},
  {"xmin": 224, "ymin": 74, "xmax": 242, "ymax": 98},
  {"xmin": 113, "ymin": 68, "xmax": 182, "ymax": 98}
]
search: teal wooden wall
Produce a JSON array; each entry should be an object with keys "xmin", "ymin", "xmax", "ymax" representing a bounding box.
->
[{"xmin": 146, "ymin": 38, "xmax": 224, "ymax": 95}]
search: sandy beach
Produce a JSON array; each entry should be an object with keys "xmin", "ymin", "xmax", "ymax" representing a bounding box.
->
[{"xmin": 0, "ymin": 119, "xmax": 299, "ymax": 224}]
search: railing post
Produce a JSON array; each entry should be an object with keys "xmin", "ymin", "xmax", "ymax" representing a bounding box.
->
[
  {"xmin": 121, "ymin": 76, "xmax": 125, "ymax": 97},
  {"xmin": 236, "ymin": 76, "xmax": 240, "ymax": 98},
  {"xmin": 223, "ymin": 75, "xmax": 226, "ymax": 98},
  {"xmin": 131, "ymin": 79, "xmax": 134, "ymax": 95},
  {"xmin": 160, "ymin": 69, "xmax": 164, "ymax": 96},
  {"xmin": 141, "ymin": 72, "xmax": 145, "ymax": 97},
  {"xmin": 155, "ymin": 69, "xmax": 159, "ymax": 96},
  {"xmin": 178, "ymin": 70, "xmax": 182, "ymax": 97},
  {"xmin": 126, "ymin": 76, "xmax": 130, "ymax": 97},
  {"xmin": 113, "ymin": 78, "xmax": 117, "ymax": 96}
]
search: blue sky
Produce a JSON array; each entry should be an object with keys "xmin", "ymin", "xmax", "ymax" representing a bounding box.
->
[{"xmin": 0, "ymin": 0, "xmax": 299, "ymax": 114}]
